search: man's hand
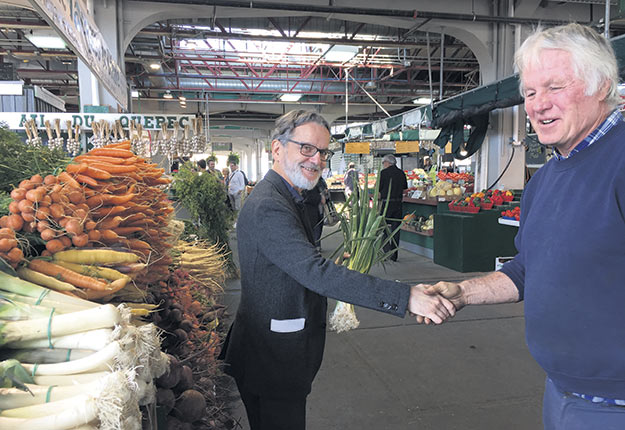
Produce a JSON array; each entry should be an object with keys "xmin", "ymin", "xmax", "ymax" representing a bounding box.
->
[
  {"xmin": 415, "ymin": 281, "xmax": 466, "ymax": 324},
  {"xmin": 408, "ymin": 284, "xmax": 456, "ymax": 325}
]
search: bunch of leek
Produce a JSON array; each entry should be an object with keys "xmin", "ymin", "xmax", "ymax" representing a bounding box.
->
[
  {"xmin": 0, "ymin": 268, "xmax": 168, "ymax": 429},
  {"xmin": 328, "ymin": 173, "xmax": 403, "ymax": 333}
]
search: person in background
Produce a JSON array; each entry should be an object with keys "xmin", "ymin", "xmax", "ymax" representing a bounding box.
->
[
  {"xmin": 222, "ymin": 167, "xmax": 230, "ymax": 184},
  {"xmin": 378, "ymin": 154, "xmax": 408, "ymax": 262},
  {"xmin": 343, "ymin": 162, "xmax": 358, "ymax": 199},
  {"xmin": 219, "ymin": 109, "xmax": 455, "ymax": 430},
  {"xmin": 207, "ymin": 157, "xmax": 224, "ymax": 182},
  {"xmin": 197, "ymin": 159, "xmax": 207, "ymax": 174},
  {"xmin": 227, "ymin": 160, "xmax": 246, "ymax": 217},
  {"xmin": 423, "ymin": 23, "xmax": 625, "ymax": 430}
]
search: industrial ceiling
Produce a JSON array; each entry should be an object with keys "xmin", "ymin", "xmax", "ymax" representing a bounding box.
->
[{"xmin": 1, "ymin": 0, "xmax": 623, "ymax": 123}]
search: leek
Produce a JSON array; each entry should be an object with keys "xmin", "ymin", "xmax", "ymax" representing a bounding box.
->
[
  {"xmin": 0, "ymin": 272, "xmax": 96, "ymax": 310},
  {"xmin": 0, "ymin": 292, "xmax": 91, "ymax": 314},
  {"xmin": 21, "ymin": 340, "xmax": 122, "ymax": 376},
  {"xmin": 0, "ymin": 304, "xmax": 120, "ymax": 346},
  {"xmin": 6, "ymin": 328, "xmax": 114, "ymax": 351},
  {"xmin": 0, "ymin": 348, "xmax": 92, "ymax": 364},
  {"xmin": 33, "ymin": 371, "xmax": 110, "ymax": 387},
  {"xmin": 0, "ymin": 298, "xmax": 51, "ymax": 321}
]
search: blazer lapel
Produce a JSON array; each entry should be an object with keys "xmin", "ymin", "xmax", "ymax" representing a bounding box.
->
[{"xmin": 265, "ymin": 170, "xmax": 316, "ymax": 245}]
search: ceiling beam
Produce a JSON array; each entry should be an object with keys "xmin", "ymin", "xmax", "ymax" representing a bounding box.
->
[{"xmin": 128, "ymin": 0, "xmax": 580, "ymax": 26}]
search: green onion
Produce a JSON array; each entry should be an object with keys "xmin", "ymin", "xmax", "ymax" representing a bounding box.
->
[{"xmin": 329, "ymin": 172, "xmax": 404, "ymax": 333}]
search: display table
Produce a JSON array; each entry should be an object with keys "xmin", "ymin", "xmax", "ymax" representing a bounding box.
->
[
  {"xmin": 399, "ymin": 197, "xmax": 449, "ymax": 258},
  {"xmin": 433, "ymin": 208, "xmax": 518, "ymax": 272}
]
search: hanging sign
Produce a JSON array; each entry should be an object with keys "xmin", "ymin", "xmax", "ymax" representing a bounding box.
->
[
  {"xmin": 344, "ymin": 141, "xmax": 370, "ymax": 154},
  {"xmin": 395, "ymin": 141, "xmax": 419, "ymax": 154},
  {"xmin": 212, "ymin": 142, "xmax": 232, "ymax": 151},
  {"xmin": 0, "ymin": 113, "xmax": 196, "ymax": 130},
  {"xmin": 445, "ymin": 142, "xmax": 452, "ymax": 154},
  {"xmin": 29, "ymin": 0, "xmax": 128, "ymax": 110}
]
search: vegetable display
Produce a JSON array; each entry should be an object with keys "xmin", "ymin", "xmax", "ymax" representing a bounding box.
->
[
  {"xmin": 0, "ymin": 135, "xmax": 232, "ymax": 428},
  {"xmin": 0, "ymin": 271, "xmax": 167, "ymax": 429}
]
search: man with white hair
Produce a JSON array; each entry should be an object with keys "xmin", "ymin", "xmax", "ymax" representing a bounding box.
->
[
  {"xmin": 424, "ymin": 23, "xmax": 625, "ymax": 429},
  {"xmin": 379, "ymin": 154, "xmax": 408, "ymax": 261}
]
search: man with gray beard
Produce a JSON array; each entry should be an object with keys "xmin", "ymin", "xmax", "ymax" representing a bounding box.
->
[{"xmin": 218, "ymin": 110, "xmax": 455, "ymax": 430}]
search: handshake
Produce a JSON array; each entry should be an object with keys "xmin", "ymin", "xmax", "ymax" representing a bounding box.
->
[{"xmin": 408, "ymin": 281, "xmax": 467, "ymax": 325}]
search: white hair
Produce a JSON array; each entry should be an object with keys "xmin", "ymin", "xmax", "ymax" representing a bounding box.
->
[{"xmin": 514, "ymin": 23, "xmax": 620, "ymax": 109}]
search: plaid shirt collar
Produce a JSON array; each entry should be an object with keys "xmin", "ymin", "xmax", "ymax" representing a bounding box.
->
[{"xmin": 553, "ymin": 110, "xmax": 622, "ymax": 160}]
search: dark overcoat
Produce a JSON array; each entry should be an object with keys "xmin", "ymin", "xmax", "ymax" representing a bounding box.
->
[{"xmin": 219, "ymin": 170, "xmax": 410, "ymax": 397}]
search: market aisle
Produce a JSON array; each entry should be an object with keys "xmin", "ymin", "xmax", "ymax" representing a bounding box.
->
[{"xmin": 221, "ymin": 226, "xmax": 545, "ymax": 430}]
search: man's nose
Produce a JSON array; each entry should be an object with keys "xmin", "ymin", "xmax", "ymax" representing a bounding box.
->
[{"xmin": 531, "ymin": 91, "xmax": 552, "ymax": 112}]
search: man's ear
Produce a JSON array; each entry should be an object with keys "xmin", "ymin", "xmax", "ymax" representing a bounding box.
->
[
  {"xmin": 271, "ymin": 139, "xmax": 283, "ymax": 163},
  {"xmin": 598, "ymin": 79, "xmax": 612, "ymax": 102}
]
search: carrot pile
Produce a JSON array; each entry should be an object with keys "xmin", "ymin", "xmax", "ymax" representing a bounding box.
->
[{"xmin": 0, "ymin": 140, "xmax": 175, "ymax": 297}]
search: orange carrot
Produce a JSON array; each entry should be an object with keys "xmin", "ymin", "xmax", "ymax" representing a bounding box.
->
[
  {"xmin": 91, "ymin": 205, "xmax": 126, "ymax": 218},
  {"xmin": 87, "ymin": 163, "xmax": 137, "ymax": 174},
  {"xmin": 107, "ymin": 193, "xmax": 136, "ymax": 205},
  {"xmin": 75, "ymin": 174, "xmax": 99, "ymax": 188},
  {"xmin": 98, "ymin": 216, "xmax": 123, "ymax": 230},
  {"xmin": 87, "ymin": 148, "xmax": 134, "ymax": 158},
  {"xmin": 82, "ymin": 166, "xmax": 111, "ymax": 180},
  {"xmin": 74, "ymin": 155, "xmax": 126, "ymax": 165},
  {"xmin": 105, "ymin": 141, "xmax": 132, "ymax": 150},
  {"xmin": 80, "ymin": 278, "xmax": 129, "ymax": 300},
  {"xmin": 65, "ymin": 163, "xmax": 88, "ymax": 174},
  {"xmin": 28, "ymin": 259, "xmax": 110, "ymax": 291},
  {"xmin": 113, "ymin": 226, "xmax": 143, "ymax": 236},
  {"xmin": 58, "ymin": 172, "xmax": 81, "ymax": 189}
]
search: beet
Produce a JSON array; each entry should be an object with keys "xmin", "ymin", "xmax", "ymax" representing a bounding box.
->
[
  {"xmin": 156, "ymin": 388, "xmax": 175, "ymax": 414},
  {"xmin": 179, "ymin": 319, "xmax": 193, "ymax": 332},
  {"xmin": 174, "ymin": 365, "xmax": 194, "ymax": 392},
  {"xmin": 169, "ymin": 308, "xmax": 183, "ymax": 323},
  {"xmin": 174, "ymin": 389, "xmax": 206, "ymax": 423},
  {"xmin": 174, "ymin": 328, "xmax": 188, "ymax": 343},
  {"xmin": 156, "ymin": 355, "xmax": 181, "ymax": 389},
  {"xmin": 165, "ymin": 416, "xmax": 193, "ymax": 430}
]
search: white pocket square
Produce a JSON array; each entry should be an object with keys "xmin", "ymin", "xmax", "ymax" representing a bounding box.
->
[{"xmin": 270, "ymin": 318, "xmax": 305, "ymax": 333}]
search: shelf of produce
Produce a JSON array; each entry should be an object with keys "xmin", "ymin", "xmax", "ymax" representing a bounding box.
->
[
  {"xmin": 399, "ymin": 199, "xmax": 447, "ymax": 259},
  {"xmin": 402, "ymin": 197, "xmax": 440, "ymax": 206},
  {"xmin": 498, "ymin": 218, "xmax": 520, "ymax": 227},
  {"xmin": 400, "ymin": 225, "xmax": 434, "ymax": 236}
]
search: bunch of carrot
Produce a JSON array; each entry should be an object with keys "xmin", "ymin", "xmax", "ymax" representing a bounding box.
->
[
  {"xmin": 0, "ymin": 171, "xmax": 95, "ymax": 261},
  {"xmin": 69, "ymin": 140, "xmax": 174, "ymax": 288},
  {"xmin": 0, "ymin": 140, "xmax": 175, "ymax": 296}
]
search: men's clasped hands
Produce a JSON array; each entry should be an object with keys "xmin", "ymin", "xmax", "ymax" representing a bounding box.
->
[{"xmin": 409, "ymin": 281, "xmax": 465, "ymax": 325}]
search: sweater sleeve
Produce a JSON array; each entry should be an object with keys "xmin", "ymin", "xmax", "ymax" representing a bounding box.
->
[{"xmin": 498, "ymin": 173, "xmax": 542, "ymax": 301}]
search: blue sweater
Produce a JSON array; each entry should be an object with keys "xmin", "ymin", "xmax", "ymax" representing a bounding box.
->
[{"xmin": 500, "ymin": 119, "xmax": 625, "ymax": 399}]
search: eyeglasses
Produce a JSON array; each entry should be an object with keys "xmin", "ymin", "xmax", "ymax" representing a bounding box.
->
[{"xmin": 287, "ymin": 139, "xmax": 334, "ymax": 161}]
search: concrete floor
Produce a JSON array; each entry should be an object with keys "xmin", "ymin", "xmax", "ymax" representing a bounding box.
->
[{"xmin": 220, "ymin": 226, "xmax": 546, "ymax": 430}]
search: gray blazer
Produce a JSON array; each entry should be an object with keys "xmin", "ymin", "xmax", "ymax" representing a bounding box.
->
[{"xmin": 219, "ymin": 170, "xmax": 411, "ymax": 397}]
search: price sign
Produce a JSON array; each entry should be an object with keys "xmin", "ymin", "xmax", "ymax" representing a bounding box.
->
[
  {"xmin": 345, "ymin": 141, "xmax": 370, "ymax": 154},
  {"xmin": 395, "ymin": 141, "xmax": 419, "ymax": 154}
]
